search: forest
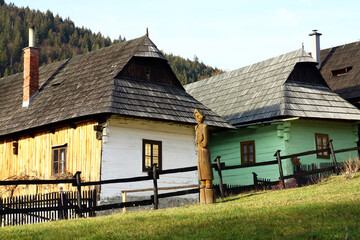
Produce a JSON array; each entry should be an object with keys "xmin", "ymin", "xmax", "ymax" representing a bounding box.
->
[{"xmin": 0, "ymin": 0, "xmax": 224, "ymax": 85}]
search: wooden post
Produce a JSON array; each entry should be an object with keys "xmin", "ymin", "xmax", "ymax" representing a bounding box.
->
[
  {"xmin": 215, "ymin": 156, "xmax": 224, "ymax": 198},
  {"xmin": 275, "ymin": 150, "xmax": 286, "ymax": 188},
  {"xmin": 329, "ymin": 140, "xmax": 339, "ymax": 175},
  {"xmin": 252, "ymin": 172, "xmax": 258, "ymax": 188},
  {"xmin": 0, "ymin": 197, "xmax": 3, "ymax": 227},
  {"xmin": 74, "ymin": 171, "xmax": 83, "ymax": 218},
  {"xmin": 152, "ymin": 164, "xmax": 159, "ymax": 210},
  {"xmin": 121, "ymin": 191, "xmax": 127, "ymax": 212},
  {"xmin": 92, "ymin": 189, "xmax": 97, "ymax": 217}
]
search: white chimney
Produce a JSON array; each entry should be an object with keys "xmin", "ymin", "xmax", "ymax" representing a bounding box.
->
[
  {"xmin": 29, "ymin": 27, "xmax": 35, "ymax": 47},
  {"xmin": 309, "ymin": 29, "xmax": 322, "ymax": 69}
]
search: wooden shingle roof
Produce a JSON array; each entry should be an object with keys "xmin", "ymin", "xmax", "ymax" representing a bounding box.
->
[
  {"xmin": 0, "ymin": 36, "xmax": 232, "ymax": 137},
  {"xmin": 320, "ymin": 41, "xmax": 360, "ymax": 100},
  {"xmin": 185, "ymin": 49, "xmax": 360, "ymax": 126}
]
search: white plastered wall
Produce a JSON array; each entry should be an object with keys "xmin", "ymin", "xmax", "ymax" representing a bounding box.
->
[{"xmin": 100, "ymin": 116, "xmax": 199, "ymax": 200}]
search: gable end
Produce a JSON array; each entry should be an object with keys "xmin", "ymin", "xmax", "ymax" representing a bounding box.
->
[
  {"xmin": 286, "ymin": 62, "xmax": 329, "ymax": 88},
  {"xmin": 117, "ymin": 57, "xmax": 183, "ymax": 89}
]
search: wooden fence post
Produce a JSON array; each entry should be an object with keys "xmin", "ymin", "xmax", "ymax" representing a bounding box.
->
[
  {"xmin": 252, "ymin": 172, "xmax": 258, "ymax": 188},
  {"xmin": 215, "ymin": 156, "xmax": 225, "ymax": 198},
  {"xmin": 74, "ymin": 171, "xmax": 83, "ymax": 218},
  {"xmin": 152, "ymin": 164, "xmax": 159, "ymax": 210},
  {"xmin": 274, "ymin": 150, "xmax": 286, "ymax": 188},
  {"xmin": 329, "ymin": 140, "xmax": 339, "ymax": 175},
  {"xmin": 0, "ymin": 197, "xmax": 2, "ymax": 227},
  {"xmin": 92, "ymin": 189, "xmax": 97, "ymax": 217}
]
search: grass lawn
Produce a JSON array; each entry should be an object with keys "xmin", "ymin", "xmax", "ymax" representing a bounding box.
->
[{"xmin": 1, "ymin": 173, "xmax": 360, "ymax": 239}]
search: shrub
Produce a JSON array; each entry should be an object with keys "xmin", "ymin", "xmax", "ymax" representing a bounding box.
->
[{"xmin": 341, "ymin": 157, "xmax": 360, "ymax": 179}]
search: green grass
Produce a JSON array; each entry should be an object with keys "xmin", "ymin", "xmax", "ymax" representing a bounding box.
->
[{"xmin": 1, "ymin": 174, "xmax": 360, "ymax": 239}]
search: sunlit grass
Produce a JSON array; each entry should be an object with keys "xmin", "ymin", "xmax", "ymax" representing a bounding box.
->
[{"xmin": 1, "ymin": 173, "xmax": 360, "ymax": 239}]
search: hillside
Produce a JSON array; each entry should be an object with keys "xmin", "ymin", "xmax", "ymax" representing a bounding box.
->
[
  {"xmin": 0, "ymin": 1, "xmax": 223, "ymax": 85},
  {"xmin": 1, "ymin": 174, "xmax": 360, "ymax": 239}
]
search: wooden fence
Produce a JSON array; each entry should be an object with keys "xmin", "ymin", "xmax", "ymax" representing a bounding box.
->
[
  {"xmin": 214, "ymin": 140, "xmax": 360, "ymax": 195},
  {"xmin": 0, "ymin": 162, "xmax": 223, "ymax": 227},
  {"xmin": 0, "ymin": 190, "xmax": 96, "ymax": 227}
]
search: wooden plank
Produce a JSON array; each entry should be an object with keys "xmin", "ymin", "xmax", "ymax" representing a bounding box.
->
[
  {"xmin": 215, "ymin": 157, "xmax": 225, "ymax": 198},
  {"xmin": 83, "ymin": 199, "xmax": 153, "ymax": 212},
  {"xmin": 0, "ymin": 179, "xmax": 75, "ymax": 186},
  {"xmin": 275, "ymin": 150, "xmax": 285, "ymax": 188},
  {"xmin": 221, "ymin": 160, "xmax": 278, "ymax": 170},
  {"xmin": 0, "ymin": 204, "xmax": 77, "ymax": 215},
  {"xmin": 333, "ymin": 146, "xmax": 360, "ymax": 154},
  {"xmin": 158, "ymin": 166, "xmax": 198, "ymax": 175},
  {"xmin": 278, "ymin": 148, "xmax": 329, "ymax": 160},
  {"xmin": 120, "ymin": 184, "xmax": 200, "ymax": 193},
  {"xmin": 329, "ymin": 140, "xmax": 339, "ymax": 175},
  {"xmin": 154, "ymin": 188, "xmax": 200, "ymax": 199},
  {"xmin": 81, "ymin": 175, "xmax": 152, "ymax": 186}
]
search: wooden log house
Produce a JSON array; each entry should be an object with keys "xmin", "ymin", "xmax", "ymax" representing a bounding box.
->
[
  {"xmin": 0, "ymin": 29, "xmax": 233, "ymax": 200},
  {"xmin": 185, "ymin": 47, "xmax": 360, "ymax": 186}
]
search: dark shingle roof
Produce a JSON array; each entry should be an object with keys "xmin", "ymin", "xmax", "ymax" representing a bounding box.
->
[
  {"xmin": 185, "ymin": 49, "xmax": 360, "ymax": 126},
  {"xmin": 320, "ymin": 41, "xmax": 360, "ymax": 100},
  {"xmin": 0, "ymin": 36, "xmax": 232, "ymax": 137}
]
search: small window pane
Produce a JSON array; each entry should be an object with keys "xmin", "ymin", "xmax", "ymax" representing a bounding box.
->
[
  {"xmin": 54, "ymin": 150, "xmax": 59, "ymax": 162},
  {"xmin": 322, "ymin": 136, "xmax": 328, "ymax": 146},
  {"xmin": 249, "ymin": 153, "xmax": 253, "ymax": 163},
  {"xmin": 145, "ymin": 156, "xmax": 151, "ymax": 168},
  {"xmin": 153, "ymin": 157, "xmax": 159, "ymax": 166},
  {"xmin": 60, "ymin": 149, "xmax": 65, "ymax": 173},
  {"xmin": 60, "ymin": 149, "xmax": 65, "ymax": 160},
  {"xmin": 317, "ymin": 137, "xmax": 321, "ymax": 148},
  {"xmin": 153, "ymin": 145, "xmax": 159, "ymax": 157},
  {"xmin": 145, "ymin": 144, "xmax": 151, "ymax": 156},
  {"xmin": 54, "ymin": 161, "xmax": 59, "ymax": 173}
]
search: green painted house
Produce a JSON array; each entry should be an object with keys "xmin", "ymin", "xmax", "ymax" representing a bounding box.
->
[{"xmin": 185, "ymin": 49, "xmax": 360, "ymax": 186}]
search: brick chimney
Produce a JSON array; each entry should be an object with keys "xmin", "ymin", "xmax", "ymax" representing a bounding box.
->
[
  {"xmin": 309, "ymin": 29, "xmax": 322, "ymax": 69},
  {"xmin": 23, "ymin": 27, "xmax": 39, "ymax": 107}
]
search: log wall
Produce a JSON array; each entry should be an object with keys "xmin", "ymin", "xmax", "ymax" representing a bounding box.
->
[{"xmin": 0, "ymin": 120, "xmax": 102, "ymax": 197}]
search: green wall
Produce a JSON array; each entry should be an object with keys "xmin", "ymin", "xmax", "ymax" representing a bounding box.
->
[
  {"xmin": 210, "ymin": 119, "xmax": 358, "ymax": 186},
  {"xmin": 210, "ymin": 124, "xmax": 285, "ymax": 186},
  {"xmin": 284, "ymin": 119, "xmax": 358, "ymax": 166}
]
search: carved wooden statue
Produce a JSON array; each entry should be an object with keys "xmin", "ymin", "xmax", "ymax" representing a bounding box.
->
[{"xmin": 194, "ymin": 109, "xmax": 214, "ymax": 204}]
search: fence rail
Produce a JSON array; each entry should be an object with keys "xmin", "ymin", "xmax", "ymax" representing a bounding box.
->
[
  {"xmin": 214, "ymin": 140, "xmax": 360, "ymax": 193},
  {"xmin": 0, "ymin": 161, "xmax": 208, "ymax": 227}
]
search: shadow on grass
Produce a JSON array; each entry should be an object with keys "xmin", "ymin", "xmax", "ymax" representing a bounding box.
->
[{"xmin": 217, "ymin": 190, "xmax": 267, "ymax": 203}]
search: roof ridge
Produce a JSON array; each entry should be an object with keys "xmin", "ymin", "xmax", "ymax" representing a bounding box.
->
[
  {"xmin": 185, "ymin": 49, "xmax": 314, "ymax": 88},
  {"xmin": 0, "ymin": 36, "xmax": 148, "ymax": 81}
]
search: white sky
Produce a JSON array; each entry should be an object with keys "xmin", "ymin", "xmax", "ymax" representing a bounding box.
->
[{"xmin": 9, "ymin": 0, "xmax": 360, "ymax": 71}]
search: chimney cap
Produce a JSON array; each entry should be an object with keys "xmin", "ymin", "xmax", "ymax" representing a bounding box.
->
[{"xmin": 309, "ymin": 29, "xmax": 322, "ymax": 36}]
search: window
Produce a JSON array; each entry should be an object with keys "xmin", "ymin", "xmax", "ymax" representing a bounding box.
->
[
  {"xmin": 315, "ymin": 134, "xmax": 329, "ymax": 158},
  {"xmin": 52, "ymin": 144, "xmax": 67, "ymax": 174},
  {"xmin": 331, "ymin": 67, "xmax": 352, "ymax": 77},
  {"xmin": 143, "ymin": 139, "xmax": 162, "ymax": 172},
  {"xmin": 240, "ymin": 141, "xmax": 255, "ymax": 165}
]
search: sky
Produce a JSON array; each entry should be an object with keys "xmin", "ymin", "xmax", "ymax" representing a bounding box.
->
[{"xmin": 9, "ymin": 0, "xmax": 360, "ymax": 71}]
